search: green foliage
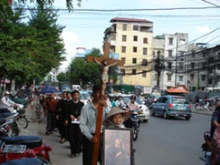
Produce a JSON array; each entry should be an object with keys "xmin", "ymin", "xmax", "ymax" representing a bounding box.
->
[
  {"xmin": 17, "ymin": 0, "xmax": 83, "ymax": 9},
  {"xmin": 57, "ymin": 72, "xmax": 67, "ymax": 82},
  {"xmin": 0, "ymin": 1, "xmax": 65, "ymax": 87}
]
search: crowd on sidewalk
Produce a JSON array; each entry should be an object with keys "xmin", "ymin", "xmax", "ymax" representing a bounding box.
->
[{"xmin": 39, "ymin": 85, "xmax": 137, "ymax": 165}]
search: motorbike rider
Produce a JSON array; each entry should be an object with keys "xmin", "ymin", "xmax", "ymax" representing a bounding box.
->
[
  {"xmin": 127, "ymin": 95, "xmax": 139, "ymax": 112},
  {"xmin": 0, "ymin": 91, "xmax": 17, "ymax": 112},
  {"xmin": 115, "ymin": 94, "xmax": 126, "ymax": 109}
]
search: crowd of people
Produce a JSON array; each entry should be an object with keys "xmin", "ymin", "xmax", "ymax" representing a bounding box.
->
[{"xmin": 39, "ymin": 85, "xmax": 138, "ymax": 165}]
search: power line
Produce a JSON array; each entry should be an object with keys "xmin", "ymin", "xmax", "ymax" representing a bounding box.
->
[
  {"xmin": 201, "ymin": 0, "xmax": 220, "ymax": 7},
  {"xmin": 13, "ymin": 6, "xmax": 220, "ymax": 12}
]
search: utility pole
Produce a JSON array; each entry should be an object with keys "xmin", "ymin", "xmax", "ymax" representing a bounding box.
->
[
  {"xmin": 155, "ymin": 51, "xmax": 162, "ymax": 90},
  {"xmin": 175, "ymin": 35, "xmax": 178, "ymax": 86}
]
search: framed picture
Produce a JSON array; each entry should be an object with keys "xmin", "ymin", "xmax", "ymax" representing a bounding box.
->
[{"xmin": 103, "ymin": 128, "xmax": 133, "ymax": 165}]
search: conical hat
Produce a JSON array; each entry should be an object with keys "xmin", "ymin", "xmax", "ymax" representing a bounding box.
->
[{"xmin": 103, "ymin": 107, "xmax": 130, "ymax": 127}]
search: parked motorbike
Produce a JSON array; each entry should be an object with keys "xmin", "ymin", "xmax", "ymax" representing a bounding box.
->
[
  {"xmin": 0, "ymin": 135, "xmax": 52, "ymax": 162},
  {"xmin": 124, "ymin": 110, "xmax": 141, "ymax": 141},
  {"xmin": 0, "ymin": 112, "xmax": 20, "ymax": 137},
  {"xmin": 0, "ymin": 157, "xmax": 49, "ymax": 165}
]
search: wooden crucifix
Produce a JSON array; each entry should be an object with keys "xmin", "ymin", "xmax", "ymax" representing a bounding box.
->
[{"xmin": 86, "ymin": 42, "xmax": 125, "ymax": 165}]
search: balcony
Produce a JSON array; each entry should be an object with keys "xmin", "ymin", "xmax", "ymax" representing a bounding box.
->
[{"xmin": 140, "ymin": 26, "xmax": 153, "ymax": 33}]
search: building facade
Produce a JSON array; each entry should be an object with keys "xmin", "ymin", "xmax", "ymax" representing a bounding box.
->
[
  {"xmin": 104, "ymin": 17, "xmax": 153, "ymax": 87},
  {"xmin": 186, "ymin": 44, "xmax": 220, "ymax": 91},
  {"xmin": 160, "ymin": 33, "xmax": 188, "ymax": 90}
]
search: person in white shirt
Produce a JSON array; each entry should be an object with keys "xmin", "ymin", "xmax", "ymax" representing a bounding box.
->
[
  {"xmin": 104, "ymin": 92, "xmax": 112, "ymax": 109},
  {"xmin": 115, "ymin": 95, "xmax": 126, "ymax": 109},
  {"xmin": 127, "ymin": 95, "xmax": 139, "ymax": 111},
  {"xmin": 0, "ymin": 91, "xmax": 16, "ymax": 112}
]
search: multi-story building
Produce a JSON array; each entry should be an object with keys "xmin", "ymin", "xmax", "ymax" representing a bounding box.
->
[
  {"xmin": 160, "ymin": 33, "xmax": 188, "ymax": 90},
  {"xmin": 151, "ymin": 37, "xmax": 165, "ymax": 89},
  {"xmin": 104, "ymin": 17, "xmax": 153, "ymax": 87},
  {"xmin": 186, "ymin": 44, "xmax": 220, "ymax": 91}
]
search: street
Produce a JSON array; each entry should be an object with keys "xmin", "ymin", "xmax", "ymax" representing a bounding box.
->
[{"xmin": 23, "ymin": 104, "xmax": 211, "ymax": 165}]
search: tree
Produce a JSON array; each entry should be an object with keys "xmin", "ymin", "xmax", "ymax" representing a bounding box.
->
[
  {"xmin": 28, "ymin": 5, "xmax": 65, "ymax": 79},
  {"xmin": 69, "ymin": 48, "xmax": 102, "ymax": 85},
  {"xmin": 18, "ymin": 0, "xmax": 82, "ymax": 9},
  {"xmin": 57, "ymin": 72, "xmax": 67, "ymax": 82}
]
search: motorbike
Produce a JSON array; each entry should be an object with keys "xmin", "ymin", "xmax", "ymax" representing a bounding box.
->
[
  {"xmin": 0, "ymin": 111, "xmax": 20, "ymax": 136},
  {"xmin": 0, "ymin": 157, "xmax": 49, "ymax": 165},
  {"xmin": 0, "ymin": 135, "xmax": 52, "ymax": 162},
  {"xmin": 200, "ymin": 131, "xmax": 212, "ymax": 165},
  {"xmin": 124, "ymin": 109, "xmax": 141, "ymax": 141}
]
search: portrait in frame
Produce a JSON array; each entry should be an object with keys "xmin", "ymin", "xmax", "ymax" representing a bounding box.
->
[{"xmin": 103, "ymin": 128, "xmax": 133, "ymax": 165}]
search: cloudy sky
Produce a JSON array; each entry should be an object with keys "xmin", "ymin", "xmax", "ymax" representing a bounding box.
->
[{"xmin": 28, "ymin": 0, "xmax": 220, "ymax": 71}]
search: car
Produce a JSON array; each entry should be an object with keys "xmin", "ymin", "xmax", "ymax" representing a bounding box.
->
[
  {"xmin": 120, "ymin": 94, "xmax": 150, "ymax": 123},
  {"xmin": 80, "ymin": 91, "xmax": 91, "ymax": 105},
  {"xmin": 150, "ymin": 95, "xmax": 192, "ymax": 120},
  {"xmin": 145, "ymin": 93, "xmax": 161, "ymax": 107}
]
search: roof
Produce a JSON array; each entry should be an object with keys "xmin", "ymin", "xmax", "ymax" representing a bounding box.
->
[{"xmin": 110, "ymin": 17, "xmax": 153, "ymax": 24}]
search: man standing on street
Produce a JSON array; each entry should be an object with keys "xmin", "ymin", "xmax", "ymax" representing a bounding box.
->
[
  {"xmin": 44, "ymin": 93, "xmax": 59, "ymax": 135},
  {"xmin": 80, "ymin": 85, "xmax": 110, "ymax": 165},
  {"xmin": 210, "ymin": 101, "xmax": 220, "ymax": 139},
  {"xmin": 66, "ymin": 90, "xmax": 84, "ymax": 158},
  {"xmin": 56, "ymin": 91, "xmax": 68, "ymax": 143}
]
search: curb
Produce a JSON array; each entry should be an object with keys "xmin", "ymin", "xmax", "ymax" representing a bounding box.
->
[{"xmin": 192, "ymin": 111, "xmax": 212, "ymax": 116}]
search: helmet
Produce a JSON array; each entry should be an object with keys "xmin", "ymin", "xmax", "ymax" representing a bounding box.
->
[{"xmin": 130, "ymin": 95, "xmax": 136, "ymax": 100}]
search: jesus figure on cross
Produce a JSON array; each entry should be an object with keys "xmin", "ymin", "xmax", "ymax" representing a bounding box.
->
[{"xmin": 94, "ymin": 58, "xmax": 118, "ymax": 95}]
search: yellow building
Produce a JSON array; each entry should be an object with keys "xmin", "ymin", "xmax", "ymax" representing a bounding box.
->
[{"xmin": 104, "ymin": 17, "xmax": 153, "ymax": 87}]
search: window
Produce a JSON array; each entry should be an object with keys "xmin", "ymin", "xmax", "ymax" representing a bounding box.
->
[
  {"xmin": 168, "ymin": 50, "xmax": 173, "ymax": 57},
  {"xmin": 217, "ymin": 76, "xmax": 220, "ymax": 82},
  {"xmin": 122, "ymin": 35, "xmax": 127, "ymax": 42},
  {"xmin": 122, "ymin": 24, "xmax": 127, "ymax": 31},
  {"xmin": 218, "ymin": 64, "xmax": 220, "ymax": 70},
  {"xmin": 142, "ymin": 70, "xmax": 147, "ymax": 77},
  {"xmin": 121, "ymin": 69, "xmax": 125, "ymax": 75},
  {"xmin": 132, "ymin": 58, "xmax": 137, "ymax": 64},
  {"xmin": 121, "ymin": 46, "xmax": 126, "ymax": 53},
  {"xmin": 191, "ymin": 63, "xmax": 195, "ymax": 69},
  {"xmin": 179, "ymin": 76, "xmax": 183, "ymax": 81},
  {"xmin": 142, "ymin": 59, "xmax": 147, "ymax": 66},
  {"xmin": 202, "ymin": 51, "xmax": 206, "ymax": 57},
  {"xmin": 132, "ymin": 69, "xmax": 136, "ymax": 75},
  {"xmin": 133, "ymin": 25, "xmax": 139, "ymax": 31},
  {"xmin": 169, "ymin": 38, "xmax": 173, "ymax": 45},
  {"xmin": 143, "ymin": 38, "xmax": 148, "ymax": 44},
  {"xmin": 201, "ymin": 75, "xmax": 206, "ymax": 81},
  {"xmin": 167, "ymin": 75, "xmax": 172, "ymax": 81},
  {"xmin": 208, "ymin": 78, "xmax": 212, "ymax": 84},
  {"xmin": 121, "ymin": 57, "xmax": 126, "ymax": 63},
  {"xmin": 111, "ymin": 33, "xmax": 116, "ymax": 40},
  {"xmin": 179, "ymin": 62, "xmax": 183, "ymax": 70},
  {"xmin": 133, "ymin": 47, "xmax": 137, "ymax": 53},
  {"xmin": 191, "ymin": 51, "xmax": 195, "ymax": 58},
  {"xmin": 133, "ymin": 36, "xmax": 138, "ymax": 41},
  {"xmin": 202, "ymin": 62, "xmax": 206, "ymax": 69},
  {"xmin": 190, "ymin": 74, "xmax": 194, "ymax": 80},
  {"xmin": 179, "ymin": 51, "xmax": 185, "ymax": 56},
  {"xmin": 167, "ymin": 62, "xmax": 172, "ymax": 69},
  {"xmin": 143, "ymin": 48, "xmax": 147, "ymax": 55}
]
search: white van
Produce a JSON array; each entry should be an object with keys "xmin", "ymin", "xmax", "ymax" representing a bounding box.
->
[{"xmin": 72, "ymin": 85, "xmax": 81, "ymax": 91}]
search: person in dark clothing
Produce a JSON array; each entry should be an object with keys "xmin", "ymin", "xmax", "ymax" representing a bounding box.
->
[
  {"xmin": 56, "ymin": 91, "xmax": 68, "ymax": 143},
  {"xmin": 66, "ymin": 90, "xmax": 84, "ymax": 158},
  {"xmin": 44, "ymin": 93, "xmax": 59, "ymax": 135},
  {"xmin": 210, "ymin": 101, "xmax": 220, "ymax": 139}
]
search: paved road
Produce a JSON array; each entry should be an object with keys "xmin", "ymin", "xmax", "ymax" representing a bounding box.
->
[
  {"xmin": 23, "ymin": 103, "xmax": 211, "ymax": 165},
  {"xmin": 135, "ymin": 114, "xmax": 210, "ymax": 165}
]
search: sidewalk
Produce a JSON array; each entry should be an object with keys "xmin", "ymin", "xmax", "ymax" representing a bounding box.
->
[
  {"xmin": 191, "ymin": 105, "xmax": 213, "ymax": 116},
  {"xmin": 22, "ymin": 97, "xmax": 83, "ymax": 165}
]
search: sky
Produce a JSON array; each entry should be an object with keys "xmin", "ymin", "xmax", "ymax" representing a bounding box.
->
[{"xmin": 20, "ymin": 0, "xmax": 220, "ymax": 71}]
